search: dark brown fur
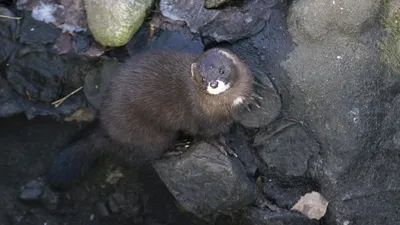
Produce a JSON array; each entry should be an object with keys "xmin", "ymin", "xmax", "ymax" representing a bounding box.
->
[{"xmin": 46, "ymin": 48, "xmax": 253, "ymax": 189}]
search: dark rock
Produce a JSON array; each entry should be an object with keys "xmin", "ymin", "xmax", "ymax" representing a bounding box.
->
[
  {"xmin": 253, "ymin": 119, "xmax": 320, "ymax": 178},
  {"xmin": 107, "ymin": 193, "xmax": 125, "ymax": 213},
  {"xmin": 238, "ymin": 207, "xmax": 317, "ymax": 225},
  {"xmin": 204, "ymin": 0, "xmax": 232, "ymax": 9},
  {"xmin": 5, "ymin": 47, "xmax": 66, "ymax": 103},
  {"xmin": 160, "ymin": 0, "xmax": 276, "ymax": 43},
  {"xmin": 18, "ymin": 11, "xmax": 61, "ymax": 44},
  {"xmin": 0, "ymin": 7, "xmax": 19, "ymax": 39},
  {"xmin": 261, "ymin": 178, "xmax": 315, "ymax": 209},
  {"xmin": 95, "ymin": 202, "xmax": 110, "ymax": 217},
  {"xmin": 0, "ymin": 37, "xmax": 18, "ymax": 64},
  {"xmin": 126, "ymin": 23, "xmax": 204, "ymax": 56},
  {"xmin": 153, "ymin": 141, "xmax": 258, "ymax": 217},
  {"xmin": 40, "ymin": 186, "xmax": 59, "ymax": 210}
]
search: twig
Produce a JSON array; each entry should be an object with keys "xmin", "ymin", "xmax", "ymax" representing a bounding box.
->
[
  {"xmin": 0, "ymin": 15, "xmax": 22, "ymax": 20},
  {"xmin": 52, "ymin": 86, "xmax": 83, "ymax": 108}
]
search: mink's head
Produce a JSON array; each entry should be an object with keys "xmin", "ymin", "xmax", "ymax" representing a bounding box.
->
[{"xmin": 191, "ymin": 48, "xmax": 241, "ymax": 95}]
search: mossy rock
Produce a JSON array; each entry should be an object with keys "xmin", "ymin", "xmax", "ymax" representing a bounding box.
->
[
  {"xmin": 380, "ymin": 0, "xmax": 400, "ymax": 71},
  {"xmin": 84, "ymin": 0, "xmax": 153, "ymax": 47}
]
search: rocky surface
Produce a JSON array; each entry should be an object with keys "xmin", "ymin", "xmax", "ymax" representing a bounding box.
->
[
  {"xmin": 1, "ymin": 0, "xmax": 400, "ymax": 224},
  {"xmin": 153, "ymin": 142, "xmax": 258, "ymax": 217},
  {"xmin": 160, "ymin": 0, "xmax": 277, "ymax": 43}
]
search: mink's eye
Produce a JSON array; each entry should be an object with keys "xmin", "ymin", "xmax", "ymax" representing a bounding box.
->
[
  {"xmin": 219, "ymin": 68, "xmax": 224, "ymax": 74},
  {"xmin": 201, "ymin": 77, "xmax": 206, "ymax": 83}
]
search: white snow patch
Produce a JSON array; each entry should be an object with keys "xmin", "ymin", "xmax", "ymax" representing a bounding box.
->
[{"xmin": 31, "ymin": 1, "xmax": 60, "ymax": 23}]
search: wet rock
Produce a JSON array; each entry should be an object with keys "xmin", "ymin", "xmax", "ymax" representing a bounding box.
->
[
  {"xmin": 19, "ymin": 11, "xmax": 61, "ymax": 44},
  {"xmin": 288, "ymin": 0, "xmax": 381, "ymax": 41},
  {"xmin": 253, "ymin": 119, "xmax": 320, "ymax": 178},
  {"xmin": 238, "ymin": 207, "xmax": 317, "ymax": 225},
  {"xmin": 84, "ymin": 0, "xmax": 154, "ymax": 47},
  {"xmin": 160, "ymin": 0, "xmax": 276, "ymax": 43},
  {"xmin": 0, "ymin": 7, "xmax": 19, "ymax": 39},
  {"xmin": 261, "ymin": 178, "xmax": 315, "ymax": 209},
  {"xmin": 126, "ymin": 22, "xmax": 204, "ymax": 55},
  {"xmin": 5, "ymin": 47, "xmax": 66, "ymax": 103},
  {"xmin": 40, "ymin": 186, "xmax": 59, "ymax": 210},
  {"xmin": 95, "ymin": 202, "xmax": 110, "ymax": 217},
  {"xmin": 322, "ymin": 94, "xmax": 400, "ymax": 225},
  {"xmin": 281, "ymin": 34, "xmax": 383, "ymax": 188},
  {"xmin": 204, "ymin": 0, "xmax": 232, "ymax": 9},
  {"xmin": 153, "ymin": 141, "xmax": 258, "ymax": 217},
  {"xmin": 19, "ymin": 178, "xmax": 45, "ymax": 201}
]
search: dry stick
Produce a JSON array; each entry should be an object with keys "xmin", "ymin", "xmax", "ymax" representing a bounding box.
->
[
  {"xmin": 0, "ymin": 15, "xmax": 22, "ymax": 20},
  {"xmin": 52, "ymin": 86, "xmax": 83, "ymax": 108}
]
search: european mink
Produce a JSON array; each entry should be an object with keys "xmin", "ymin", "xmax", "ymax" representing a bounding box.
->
[{"xmin": 46, "ymin": 48, "xmax": 254, "ymax": 189}]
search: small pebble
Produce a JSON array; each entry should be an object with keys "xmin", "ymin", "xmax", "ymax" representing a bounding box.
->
[{"xmin": 19, "ymin": 188, "xmax": 43, "ymax": 201}]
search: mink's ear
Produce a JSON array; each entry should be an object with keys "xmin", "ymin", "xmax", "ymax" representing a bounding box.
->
[
  {"xmin": 190, "ymin": 63, "xmax": 197, "ymax": 77},
  {"xmin": 218, "ymin": 49, "xmax": 239, "ymax": 65}
]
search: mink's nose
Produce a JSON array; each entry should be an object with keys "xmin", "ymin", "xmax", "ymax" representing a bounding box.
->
[{"xmin": 210, "ymin": 81, "xmax": 219, "ymax": 88}]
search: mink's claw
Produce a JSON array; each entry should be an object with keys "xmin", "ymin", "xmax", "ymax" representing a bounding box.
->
[
  {"xmin": 253, "ymin": 76, "xmax": 268, "ymax": 89},
  {"xmin": 252, "ymin": 92, "xmax": 264, "ymax": 100},
  {"xmin": 249, "ymin": 96, "xmax": 262, "ymax": 108}
]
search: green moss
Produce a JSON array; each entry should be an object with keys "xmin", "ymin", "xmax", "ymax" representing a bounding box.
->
[{"xmin": 379, "ymin": 1, "xmax": 400, "ymax": 72}]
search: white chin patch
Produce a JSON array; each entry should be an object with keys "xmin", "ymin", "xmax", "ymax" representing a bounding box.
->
[
  {"xmin": 232, "ymin": 96, "xmax": 245, "ymax": 106},
  {"xmin": 206, "ymin": 80, "xmax": 230, "ymax": 95}
]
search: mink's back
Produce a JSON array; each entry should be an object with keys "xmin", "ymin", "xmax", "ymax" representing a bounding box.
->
[{"xmin": 100, "ymin": 50, "xmax": 198, "ymax": 150}]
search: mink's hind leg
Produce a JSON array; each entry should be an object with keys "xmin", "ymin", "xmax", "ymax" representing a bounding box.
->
[{"xmin": 46, "ymin": 123, "xmax": 110, "ymax": 190}]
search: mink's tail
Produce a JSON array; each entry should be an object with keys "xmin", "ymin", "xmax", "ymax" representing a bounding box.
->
[{"xmin": 45, "ymin": 120, "xmax": 110, "ymax": 191}]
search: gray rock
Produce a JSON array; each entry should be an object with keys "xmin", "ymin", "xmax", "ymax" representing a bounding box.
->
[
  {"xmin": 19, "ymin": 178, "xmax": 45, "ymax": 201},
  {"xmin": 281, "ymin": 34, "xmax": 383, "ymax": 192},
  {"xmin": 160, "ymin": 0, "xmax": 276, "ymax": 43},
  {"xmin": 84, "ymin": 0, "xmax": 154, "ymax": 47},
  {"xmin": 238, "ymin": 207, "xmax": 317, "ymax": 225},
  {"xmin": 204, "ymin": 0, "xmax": 232, "ymax": 9},
  {"xmin": 288, "ymin": 0, "xmax": 381, "ymax": 42},
  {"xmin": 0, "ymin": 7, "xmax": 19, "ymax": 39},
  {"xmin": 6, "ymin": 48, "xmax": 66, "ymax": 103},
  {"xmin": 323, "ymin": 94, "xmax": 400, "ymax": 225},
  {"xmin": 126, "ymin": 23, "xmax": 204, "ymax": 55},
  {"xmin": 19, "ymin": 11, "xmax": 61, "ymax": 44},
  {"xmin": 95, "ymin": 202, "xmax": 110, "ymax": 217},
  {"xmin": 153, "ymin": 141, "xmax": 258, "ymax": 217},
  {"xmin": 254, "ymin": 119, "xmax": 320, "ymax": 178}
]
